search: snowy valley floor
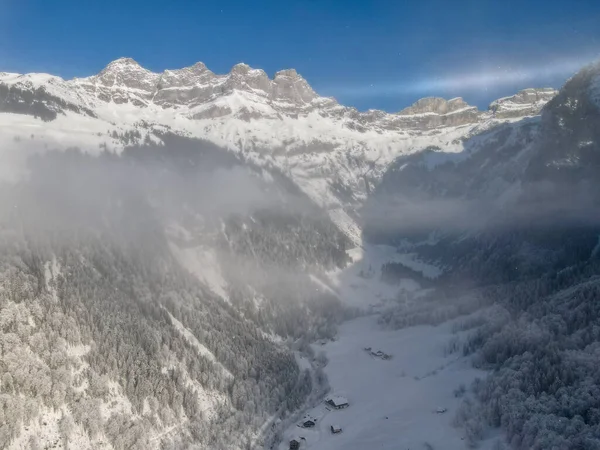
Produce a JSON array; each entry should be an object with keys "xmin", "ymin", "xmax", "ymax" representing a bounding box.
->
[{"xmin": 279, "ymin": 314, "xmax": 493, "ymax": 450}]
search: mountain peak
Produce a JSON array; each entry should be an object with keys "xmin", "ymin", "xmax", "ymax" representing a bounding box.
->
[
  {"xmin": 231, "ymin": 62, "xmax": 252, "ymax": 74},
  {"xmin": 101, "ymin": 57, "xmax": 143, "ymax": 72},
  {"xmin": 271, "ymin": 69, "xmax": 317, "ymax": 104},
  {"xmin": 97, "ymin": 57, "xmax": 155, "ymax": 80},
  {"xmin": 160, "ymin": 61, "xmax": 212, "ymax": 79},
  {"xmin": 81, "ymin": 57, "xmax": 161, "ymax": 105}
]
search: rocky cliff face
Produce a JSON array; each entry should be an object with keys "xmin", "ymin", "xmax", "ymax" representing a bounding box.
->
[
  {"xmin": 398, "ymin": 96, "xmax": 472, "ymax": 115},
  {"xmin": 488, "ymin": 87, "xmax": 559, "ymax": 118},
  {"xmin": 365, "ymin": 61, "xmax": 600, "ymax": 248},
  {"xmin": 74, "ymin": 58, "xmax": 159, "ymax": 106},
  {"xmin": 16, "ymin": 57, "xmax": 554, "ymax": 131},
  {"xmin": 71, "ymin": 57, "xmax": 327, "ymax": 112},
  {"xmin": 396, "ymin": 97, "xmax": 481, "ymax": 128},
  {"xmin": 525, "ymin": 62, "xmax": 600, "ymax": 184}
]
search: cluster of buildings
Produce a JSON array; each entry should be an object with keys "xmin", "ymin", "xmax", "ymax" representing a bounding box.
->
[{"xmin": 289, "ymin": 395, "xmax": 350, "ymax": 448}]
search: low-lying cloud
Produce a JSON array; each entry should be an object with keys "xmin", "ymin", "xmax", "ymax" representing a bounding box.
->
[{"xmin": 364, "ymin": 180, "xmax": 600, "ymax": 241}]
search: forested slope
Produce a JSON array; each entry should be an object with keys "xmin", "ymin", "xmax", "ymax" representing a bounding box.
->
[
  {"xmin": 0, "ymin": 136, "xmax": 350, "ymax": 449},
  {"xmin": 367, "ymin": 62, "xmax": 600, "ymax": 449}
]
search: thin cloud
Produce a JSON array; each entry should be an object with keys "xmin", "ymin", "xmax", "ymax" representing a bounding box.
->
[{"xmin": 328, "ymin": 54, "xmax": 600, "ymax": 99}]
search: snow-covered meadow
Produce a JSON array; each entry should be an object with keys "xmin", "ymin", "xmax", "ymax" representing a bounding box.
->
[
  {"xmin": 278, "ymin": 313, "xmax": 494, "ymax": 450},
  {"xmin": 276, "ymin": 243, "xmax": 500, "ymax": 450}
]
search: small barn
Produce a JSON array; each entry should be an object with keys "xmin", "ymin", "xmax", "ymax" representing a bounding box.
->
[
  {"xmin": 289, "ymin": 437, "xmax": 301, "ymax": 450},
  {"xmin": 326, "ymin": 396, "xmax": 349, "ymax": 409},
  {"xmin": 331, "ymin": 424, "xmax": 343, "ymax": 434}
]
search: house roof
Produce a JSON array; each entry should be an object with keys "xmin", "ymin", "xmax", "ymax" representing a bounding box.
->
[
  {"xmin": 331, "ymin": 424, "xmax": 342, "ymax": 430},
  {"xmin": 327, "ymin": 395, "xmax": 349, "ymax": 405}
]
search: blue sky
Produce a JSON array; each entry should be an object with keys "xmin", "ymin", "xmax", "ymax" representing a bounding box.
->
[{"xmin": 2, "ymin": 0, "xmax": 600, "ymax": 111}]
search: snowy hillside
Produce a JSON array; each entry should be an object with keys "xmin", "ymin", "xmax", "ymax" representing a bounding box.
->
[
  {"xmin": 2, "ymin": 57, "xmax": 600, "ymax": 450},
  {"xmin": 0, "ymin": 59, "xmax": 558, "ymax": 244}
]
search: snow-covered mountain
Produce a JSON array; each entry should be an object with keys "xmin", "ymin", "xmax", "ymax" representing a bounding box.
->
[
  {"xmin": 0, "ymin": 58, "xmax": 558, "ymax": 243},
  {"xmin": 3, "ymin": 57, "xmax": 600, "ymax": 450},
  {"xmin": 366, "ymin": 60, "xmax": 600, "ymax": 285},
  {"xmin": 0, "ymin": 57, "xmax": 556, "ymax": 126}
]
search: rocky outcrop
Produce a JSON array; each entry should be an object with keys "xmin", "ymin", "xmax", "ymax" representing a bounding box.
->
[
  {"xmin": 71, "ymin": 58, "xmax": 324, "ymax": 112},
  {"xmin": 525, "ymin": 63, "xmax": 600, "ymax": 183},
  {"xmin": 190, "ymin": 105, "xmax": 233, "ymax": 120},
  {"xmin": 395, "ymin": 97, "xmax": 481, "ymax": 129},
  {"xmin": 272, "ymin": 69, "xmax": 318, "ymax": 105},
  {"xmin": 227, "ymin": 63, "xmax": 272, "ymax": 94},
  {"xmin": 488, "ymin": 88, "xmax": 558, "ymax": 118},
  {"xmin": 154, "ymin": 62, "xmax": 219, "ymax": 106},
  {"xmin": 398, "ymin": 97, "xmax": 472, "ymax": 115},
  {"xmin": 1, "ymin": 57, "xmax": 560, "ymax": 132},
  {"xmin": 73, "ymin": 58, "xmax": 159, "ymax": 106}
]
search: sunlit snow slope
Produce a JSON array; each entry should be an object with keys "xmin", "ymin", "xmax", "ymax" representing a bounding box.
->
[{"xmin": 0, "ymin": 58, "xmax": 557, "ymax": 245}]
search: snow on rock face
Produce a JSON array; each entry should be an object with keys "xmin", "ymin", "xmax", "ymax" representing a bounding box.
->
[
  {"xmin": 398, "ymin": 96, "xmax": 472, "ymax": 116},
  {"xmin": 488, "ymin": 87, "xmax": 558, "ymax": 118},
  {"xmin": 70, "ymin": 59, "xmax": 322, "ymax": 111},
  {"xmin": 160, "ymin": 61, "xmax": 211, "ymax": 86},
  {"xmin": 74, "ymin": 57, "xmax": 161, "ymax": 106},
  {"xmin": 0, "ymin": 58, "xmax": 561, "ymax": 245},
  {"xmin": 272, "ymin": 68, "xmax": 318, "ymax": 105},
  {"xmin": 153, "ymin": 62, "xmax": 220, "ymax": 106},
  {"xmin": 225, "ymin": 63, "xmax": 272, "ymax": 97},
  {"xmin": 0, "ymin": 58, "xmax": 559, "ymax": 136},
  {"xmin": 396, "ymin": 97, "xmax": 481, "ymax": 128},
  {"xmin": 2, "ymin": 58, "xmax": 556, "ymax": 130},
  {"xmin": 95, "ymin": 57, "xmax": 159, "ymax": 90}
]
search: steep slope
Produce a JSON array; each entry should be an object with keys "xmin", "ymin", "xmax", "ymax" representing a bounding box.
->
[
  {"xmin": 366, "ymin": 61, "xmax": 600, "ymax": 449},
  {"xmin": 0, "ymin": 135, "xmax": 352, "ymax": 450},
  {"xmin": 366, "ymin": 60, "xmax": 600, "ymax": 279}
]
